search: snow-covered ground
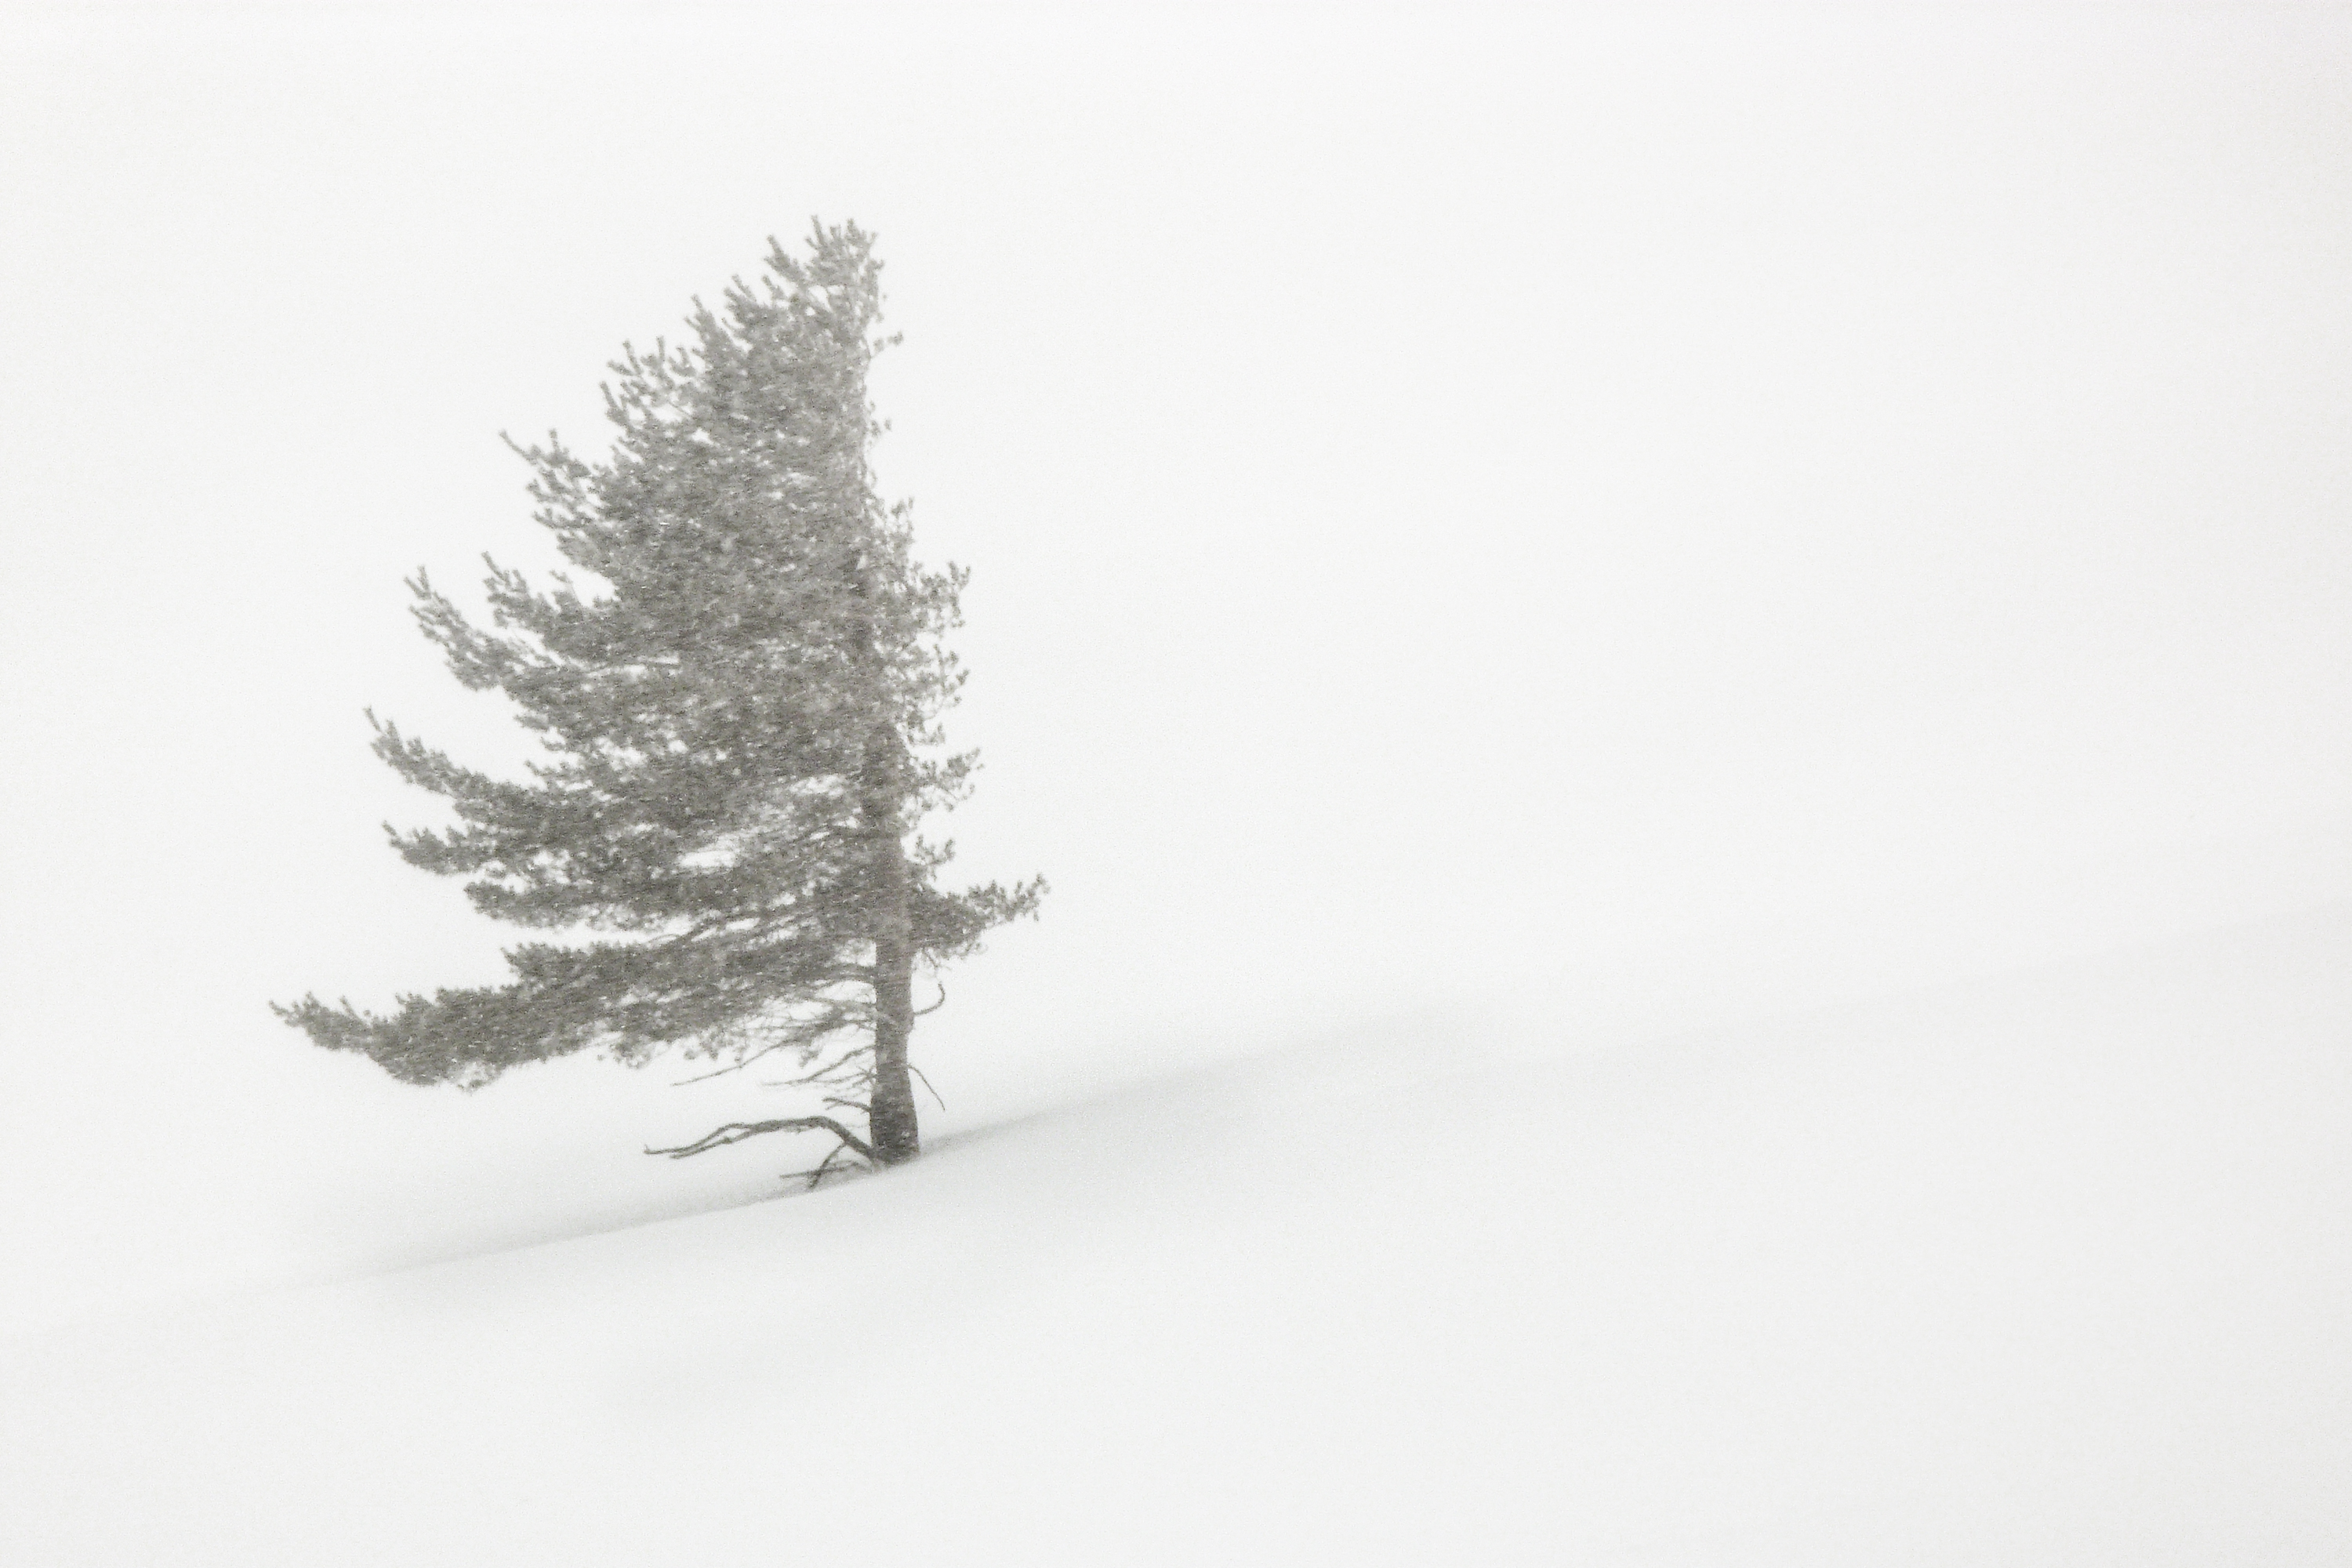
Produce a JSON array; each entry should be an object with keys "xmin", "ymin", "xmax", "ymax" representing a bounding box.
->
[
  {"xmin": 4, "ymin": 6, "xmax": 2349, "ymax": 1561},
  {"xmin": 5, "ymin": 904, "xmax": 2346, "ymax": 1566}
]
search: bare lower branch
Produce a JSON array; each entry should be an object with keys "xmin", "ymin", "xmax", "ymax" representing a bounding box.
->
[
  {"xmin": 669, "ymin": 1039, "xmax": 796, "ymax": 1087},
  {"xmin": 802, "ymin": 1141, "xmax": 857, "ymax": 1190},
  {"xmin": 761, "ymin": 1041, "xmax": 873, "ymax": 1091},
  {"xmin": 909, "ymin": 1062, "xmax": 947, "ymax": 1112},
  {"xmin": 666, "ymin": 1000, "xmax": 864, "ymax": 1087},
  {"xmin": 646, "ymin": 1116, "xmax": 875, "ymax": 1163}
]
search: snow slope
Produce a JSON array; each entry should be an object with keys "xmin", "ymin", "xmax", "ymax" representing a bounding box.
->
[{"xmin": 4, "ymin": 906, "xmax": 2349, "ymax": 1566}]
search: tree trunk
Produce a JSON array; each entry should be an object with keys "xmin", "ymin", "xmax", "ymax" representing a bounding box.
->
[
  {"xmin": 868, "ymin": 903, "xmax": 920, "ymax": 1165},
  {"xmin": 848, "ymin": 503, "xmax": 920, "ymax": 1165},
  {"xmin": 862, "ymin": 731, "xmax": 921, "ymax": 1167}
]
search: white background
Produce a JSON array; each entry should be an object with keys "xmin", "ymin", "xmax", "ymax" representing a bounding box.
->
[{"xmin": 4, "ymin": 1, "xmax": 2350, "ymax": 1332}]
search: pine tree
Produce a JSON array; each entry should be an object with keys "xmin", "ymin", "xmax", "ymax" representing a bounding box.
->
[{"xmin": 277, "ymin": 223, "xmax": 1041, "ymax": 1175}]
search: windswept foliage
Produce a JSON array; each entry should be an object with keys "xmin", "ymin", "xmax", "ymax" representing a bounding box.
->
[{"xmin": 278, "ymin": 223, "xmax": 1041, "ymax": 1166}]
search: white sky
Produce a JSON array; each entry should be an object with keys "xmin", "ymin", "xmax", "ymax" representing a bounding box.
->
[{"xmin": 5, "ymin": 1, "xmax": 2351, "ymax": 1330}]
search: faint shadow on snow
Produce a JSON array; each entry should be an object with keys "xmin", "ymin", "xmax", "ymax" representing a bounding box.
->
[{"xmin": 4, "ymin": 901, "xmax": 2350, "ymax": 1566}]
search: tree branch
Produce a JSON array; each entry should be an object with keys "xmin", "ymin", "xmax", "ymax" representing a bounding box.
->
[
  {"xmin": 646, "ymin": 1116, "xmax": 874, "ymax": 1163},
  {"xmin": 798, "ymin": 1141, "xmax": 858, "ymax": 1190},
  {"xmin": 668, "ymin": 1038, "xmax": 795, "ymax": 1087}
]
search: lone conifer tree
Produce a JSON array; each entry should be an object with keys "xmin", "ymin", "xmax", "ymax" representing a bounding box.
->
[{"xmin": 278, "ymin": 223, "xmax": 1040, "ymax": 1173}]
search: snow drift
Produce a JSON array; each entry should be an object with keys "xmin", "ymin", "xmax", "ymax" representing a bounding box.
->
[{"xmin": 4, "ymin": 905, "xmax": 2348, "ymax": 1566}]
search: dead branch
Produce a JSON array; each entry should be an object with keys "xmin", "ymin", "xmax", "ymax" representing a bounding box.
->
[
  {"xmin": 801, "ymin": 1141, "xmax": 857, "ymax": 1190},
  {"xmin": 669, "ymin": 1038, "xmax": 796, "ymax": 1087},
  {"xmin": 666, "ymin": 997, "xmax": 865, "ymax": 1087},
  {"xmin": 646, "ymin": 1116, "xmax": 874, "ymax": 1163},
  {"xmin": 760, "ymin": 1042, "xmax": 873, "ymax": 1091}
]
